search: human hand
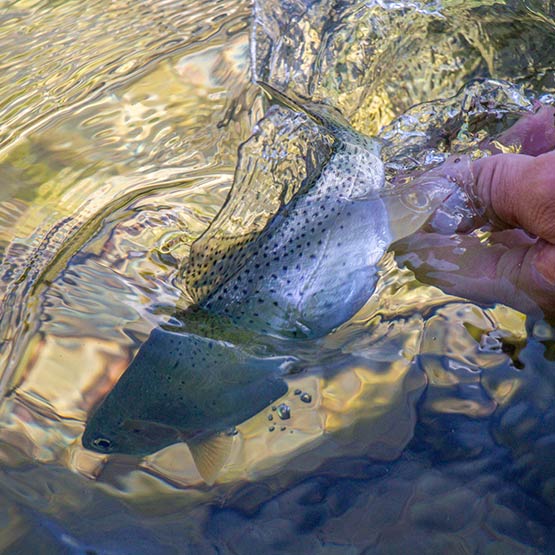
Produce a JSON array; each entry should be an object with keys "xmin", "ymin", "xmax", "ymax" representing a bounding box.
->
[{"xmin": 394, "ymin": 105, "xmax": 555, "ymax": 318}]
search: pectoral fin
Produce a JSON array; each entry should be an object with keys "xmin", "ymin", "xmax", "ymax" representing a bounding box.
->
[{"xmin": 187, "ymin": 433, "xmax": 234, "ymax": 485}]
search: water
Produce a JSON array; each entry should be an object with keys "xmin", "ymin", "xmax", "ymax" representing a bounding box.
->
[{"xmin": 1, "ymin": 0, "xmax": 555, "ymax": 553}]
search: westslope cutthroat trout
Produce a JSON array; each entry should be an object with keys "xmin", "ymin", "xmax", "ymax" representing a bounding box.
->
[{"xmin": 83, "ymin": 84, "xmax": 433, "ymax": 483}]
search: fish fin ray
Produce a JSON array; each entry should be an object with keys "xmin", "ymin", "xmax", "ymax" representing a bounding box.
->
[{"xmin": 188, "ymin": 433, "xmax": 234, "ymax": 485}]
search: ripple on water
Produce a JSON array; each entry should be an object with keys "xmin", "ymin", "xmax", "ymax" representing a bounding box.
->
[
  {"xmin": 1, "ymin": 0, "xmax": 555, "ymax": 554},
  {"xmin": 0, "ymin": 0, "xmax": 257, "ymax": 398}
]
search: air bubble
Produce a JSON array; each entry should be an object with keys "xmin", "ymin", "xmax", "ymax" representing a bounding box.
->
[{"xmin": 277, "ymin": 403, "xmax": 291, "ymax": 420}]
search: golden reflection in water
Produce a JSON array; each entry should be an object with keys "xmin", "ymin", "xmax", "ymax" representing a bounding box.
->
[
  {"xmin": 75, "ymin": 316, "xmax": 425, "ymax": 489},
  {"xmin": 1, "ymin": 277, "xmax": 528, "ymax": 495},
  {"xmin": 0, "ymin": 0, "xmax": 250, "ymax": 155},
  {"xmin": 0, "ymin": 10, "xmax": 259, "ymax": 395},
  {"xmin": 0, "ymin": 0, "xmax": 544, "ymax": 507}
]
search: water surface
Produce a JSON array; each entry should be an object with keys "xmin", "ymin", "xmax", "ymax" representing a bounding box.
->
[{"xmin": 1, "ymin": 0, "xmax": 555, "ymax": 553}]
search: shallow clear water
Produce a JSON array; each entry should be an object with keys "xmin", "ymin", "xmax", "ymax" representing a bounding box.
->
[{"xmin": 1, "ymin": 0, "xmax": 555, "ymax": 553}]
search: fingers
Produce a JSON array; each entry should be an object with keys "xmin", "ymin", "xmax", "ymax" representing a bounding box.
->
[
  {"xmin": 534, "ymin": 239, "xmax": 555, "ymax": 286},
  {"xmin": 470, "ymin": 105, "xmax": 555, "ymax": 241},
  {"xmin": 394, "ymin": 103, "xmax": 555, "ymax": 318},
  {"xmin": 472, "ymin": 150, "xmax": 555, "ymax": 243},
  {"xmin": 394, "ymin": 230, "xmax": 555, "ymax": 318},
  {"xmin": 417, "ymin": 108, "xmax": 555, "ymax": 236}
]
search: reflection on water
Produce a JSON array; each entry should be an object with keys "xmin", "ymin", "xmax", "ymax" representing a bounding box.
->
[{"xmin": 1, "ymin": 0, "xmax": 555, "ymax": 553}]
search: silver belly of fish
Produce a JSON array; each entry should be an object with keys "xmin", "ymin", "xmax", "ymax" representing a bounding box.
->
[{"xmin": 201, "ymin": 143, "xmax": 389, "ymax": 338}]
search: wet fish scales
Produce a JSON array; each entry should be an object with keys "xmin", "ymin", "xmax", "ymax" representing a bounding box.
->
[
  {"xmin": 198, "ymin": 85, "xmax": 389, "ymax": 338},
  {"xmin": 82, "ymin": 327, "xmax": 290, "ymax": 481}
]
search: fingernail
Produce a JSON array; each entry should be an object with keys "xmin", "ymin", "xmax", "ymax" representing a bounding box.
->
[{"xmin": 534, "ymin": 241, "xmax": 555, "ymax": 285}]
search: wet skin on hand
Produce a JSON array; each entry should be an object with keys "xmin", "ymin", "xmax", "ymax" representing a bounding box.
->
[{"xmin": 394, "ymin": 105, "xmax": 555, "ymax": 318}]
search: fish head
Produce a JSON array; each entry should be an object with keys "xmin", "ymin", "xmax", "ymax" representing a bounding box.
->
[
  {"xmin": 82, "ymin": 326, "xmax": 291, "ymax": 458},
  {"xmin": 82, "ymin": 329, "xmax": 187, "ymax": 456},
  {"xmin": 82, "ymin": 400, "xmax": 182, "ymax": 456}
]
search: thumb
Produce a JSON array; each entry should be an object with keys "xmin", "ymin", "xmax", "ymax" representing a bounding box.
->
[{"xmin": 472, "ymin": 150, "xmax": 555, "ymax": 243}]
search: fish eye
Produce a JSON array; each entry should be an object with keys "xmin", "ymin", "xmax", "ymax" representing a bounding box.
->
[{"xmin": 92, "ymin": 437, "xmax": 113, "ymax": 451}]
